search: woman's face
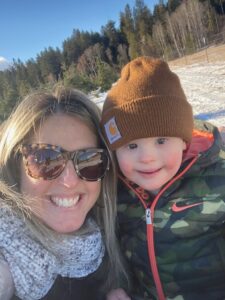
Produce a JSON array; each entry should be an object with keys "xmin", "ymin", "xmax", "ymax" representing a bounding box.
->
[{"xmin": 20, "ymin": 114, "xmax": 101, "ymax": 233}]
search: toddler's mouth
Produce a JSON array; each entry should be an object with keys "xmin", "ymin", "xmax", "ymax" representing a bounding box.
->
[{"xmin": 138, "ymin": 168, "xmax": 162, "ymax": 175}]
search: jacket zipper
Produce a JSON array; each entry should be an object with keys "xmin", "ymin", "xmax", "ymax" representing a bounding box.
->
[{"xmin": 120, "ymin": 156, "xmax": 198, "ymax": 300}]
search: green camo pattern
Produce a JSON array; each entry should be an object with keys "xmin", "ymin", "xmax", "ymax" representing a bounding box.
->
[{"xmin": 117, "ymin": 120, "xmax": 225, "ymax": 300}]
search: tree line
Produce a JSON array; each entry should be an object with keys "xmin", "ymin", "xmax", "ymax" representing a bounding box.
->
[{"xmin": 0, "ymin": 0, "xmax": 225, "ymax": 121}]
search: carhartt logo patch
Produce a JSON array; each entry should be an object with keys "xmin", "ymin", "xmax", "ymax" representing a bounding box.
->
[{"xmin": 104, "ymin": 117, "xmax": 121, "ymax": 144}]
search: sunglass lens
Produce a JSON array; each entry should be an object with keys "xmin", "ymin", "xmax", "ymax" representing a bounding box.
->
[
  {"xmin": 76, "ymin": 150, "xmax": 108, "ymax": 181},
  {"xmin": 26, "ymin": 149, "xmax": 65, "ymax": 179}
]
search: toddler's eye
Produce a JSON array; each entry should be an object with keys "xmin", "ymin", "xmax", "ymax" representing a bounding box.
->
[
  {"xmin": 128, "ymin": 143, "xmax": 137, "ymax": 150},
  {"xmin": 156, "ymin": 138, "xmax": 167, "ymax": 145}
]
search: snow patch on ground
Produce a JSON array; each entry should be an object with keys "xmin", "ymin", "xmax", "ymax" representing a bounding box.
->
[{"xmin": 172, "ymin": 62, "xmax": 225, "ymax": 127}]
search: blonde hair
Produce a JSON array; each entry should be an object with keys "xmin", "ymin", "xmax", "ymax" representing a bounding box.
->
[{"xmin": 0, "ymin": 86, "xmax": 128, "ymax": 290}]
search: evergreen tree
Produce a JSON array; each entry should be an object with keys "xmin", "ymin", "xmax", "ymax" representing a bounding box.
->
[
  {"xmin": 0, "ymin": 74, "xmax": 19, "ymax": 121},
  {"xmin": 167, "ymin": 0, "xmax": 182, "ymax": 13},
  {"xmin": 26, "ymin": 58, "xmax": 42, "ymax": 87},
  {"xmin": 37, "ymin": 47, "xmax": 62, "ymax": 82},
  {"xmin": 101, "ymin": 21, "xmax": 120, "ymax": 63},
  {"xmin": 95, "ymin": 59, "xmax": 118, "ymax": 91},
  {"xmin": 133, "ymin": 0, "xmax": 154, "ymax": 56},
  {"xmin": 62, "ymin": 29, "xmax": 102, "ymax": 67},
  {"xmin": 63, "ymin": 64, "xmax": 96, "ymax": 93},
  {"xmin": 153, "ymin": 0, "xmax": 167, "ymax": 23},
  {"xmin": 134, "ymin": 0, "xmax": 153, "ymax": 35},
  {"xmin": 210, "ymin": 0, "xmax": 225, "ymax": 14},
  {"xmin": 120, "ymin": 4, "xmax": 139, "ymax": 59}
]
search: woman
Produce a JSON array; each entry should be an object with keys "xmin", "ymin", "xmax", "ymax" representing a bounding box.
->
[{"xmin": 0, "ymin": 86, "xmax": 128, "ymax": 300}]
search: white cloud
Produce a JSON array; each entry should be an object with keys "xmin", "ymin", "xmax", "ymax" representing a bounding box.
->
[{"xmin": 0, "ymin": 56, "xmax": 11, "ymax": 71}]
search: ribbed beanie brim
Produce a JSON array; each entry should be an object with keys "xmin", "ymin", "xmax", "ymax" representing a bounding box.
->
[{"xmin": 101, "ymin": 56, "xmax": 193, "ymax": 150}]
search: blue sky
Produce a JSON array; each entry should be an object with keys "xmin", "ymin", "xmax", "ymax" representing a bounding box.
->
[{"xmin": 0, "ymin": 0, "xmax": 159, "ymax": 66}]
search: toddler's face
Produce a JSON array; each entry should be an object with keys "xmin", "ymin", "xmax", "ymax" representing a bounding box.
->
[{"xmin": 116, "ymin": 136, "xmax": 186, "ymax": 193}]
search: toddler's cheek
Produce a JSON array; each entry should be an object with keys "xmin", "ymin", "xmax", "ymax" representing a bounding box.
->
[
  {"xmin": 118, "ymin": 161, "xmax": 131, "ymax": 176},
  {"xmin": 166, "ymin": 153, "xmax": 183, "ymax": 172}
]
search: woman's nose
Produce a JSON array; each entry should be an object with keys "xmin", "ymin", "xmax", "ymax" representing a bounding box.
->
[{"xmin": 58, "ymin": 160, "xmax": 80, "ymax": 187}]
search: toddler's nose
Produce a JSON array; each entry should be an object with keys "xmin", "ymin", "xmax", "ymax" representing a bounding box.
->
[{"xmin": 139, "ymin": 147, "xmax": 157, "ymax": 163}]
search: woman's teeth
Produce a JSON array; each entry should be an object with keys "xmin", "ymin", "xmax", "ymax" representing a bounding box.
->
[{"xmin": 51, "ymin": 196, "xmax": 80, "ymax": 207}]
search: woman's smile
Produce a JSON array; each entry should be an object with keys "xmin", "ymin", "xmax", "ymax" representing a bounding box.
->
[
  {"xmin": 50, "ymin": 194, "xmax": 81, "ymax": 208},
  {"xmin": 20, "ymin": 114, "xmax": 101, "ymax": 233}
]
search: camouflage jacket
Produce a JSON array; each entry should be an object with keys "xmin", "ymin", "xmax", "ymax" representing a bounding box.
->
[{"xmin": 117, "ymin": 121, "xmax": 225, "ymax": 300}]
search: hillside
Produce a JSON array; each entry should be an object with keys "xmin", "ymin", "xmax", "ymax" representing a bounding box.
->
[
  {"xmin": 169, "ymin": 43, "xmax": 225, "ymax": 67},
  {"xmin": 167, "ymin": 43, "xmax": 225, "ymax": 127},
  {"xmin": 93, "ymin": 45, "xmax": 225, "ymax": 128}
]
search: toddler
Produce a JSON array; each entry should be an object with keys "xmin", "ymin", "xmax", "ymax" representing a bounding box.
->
[{"xmin": 102, "ymin": 57, "xmax": 225, "ymax": 300}]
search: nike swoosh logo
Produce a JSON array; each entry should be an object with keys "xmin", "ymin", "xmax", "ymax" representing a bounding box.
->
[{"xmin": 171, "ymin": 202, "xmax": 202, "ymax": 212}]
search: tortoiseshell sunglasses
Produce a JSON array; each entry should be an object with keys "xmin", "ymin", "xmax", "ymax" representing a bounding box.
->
[{"xmin": 20, "ymin": 143, "xmax": 109, "ymax": 181}]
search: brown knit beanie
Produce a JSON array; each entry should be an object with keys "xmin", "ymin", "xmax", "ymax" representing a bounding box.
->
[{"xmin": 101, "ymin": 56, "xmax": 193, "ymax": 151}]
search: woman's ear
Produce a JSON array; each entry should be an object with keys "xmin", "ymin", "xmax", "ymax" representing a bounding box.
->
[{"xmin": 182, "ymin": 140, "xmax": 187, "ymax": 151}]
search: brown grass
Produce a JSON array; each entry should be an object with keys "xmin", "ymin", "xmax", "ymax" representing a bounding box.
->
[{"xmin": 169, "ymin": 43, "xmax": 225, "ymax": 67}]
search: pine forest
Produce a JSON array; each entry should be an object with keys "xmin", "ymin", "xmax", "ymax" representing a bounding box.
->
[{"xmin": 0, "ymin": 0, "xmax": 225, "ymax": 121}]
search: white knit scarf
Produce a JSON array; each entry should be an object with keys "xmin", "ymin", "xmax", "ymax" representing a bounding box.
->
[{"xmin": 0, "ymin": 206, "xmax": 105, "ymax": 300}]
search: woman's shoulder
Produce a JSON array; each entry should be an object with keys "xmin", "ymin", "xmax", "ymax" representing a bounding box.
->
[{"xmin": 0, "ymin": 254, "xmax": 14, "ymax": 300}]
